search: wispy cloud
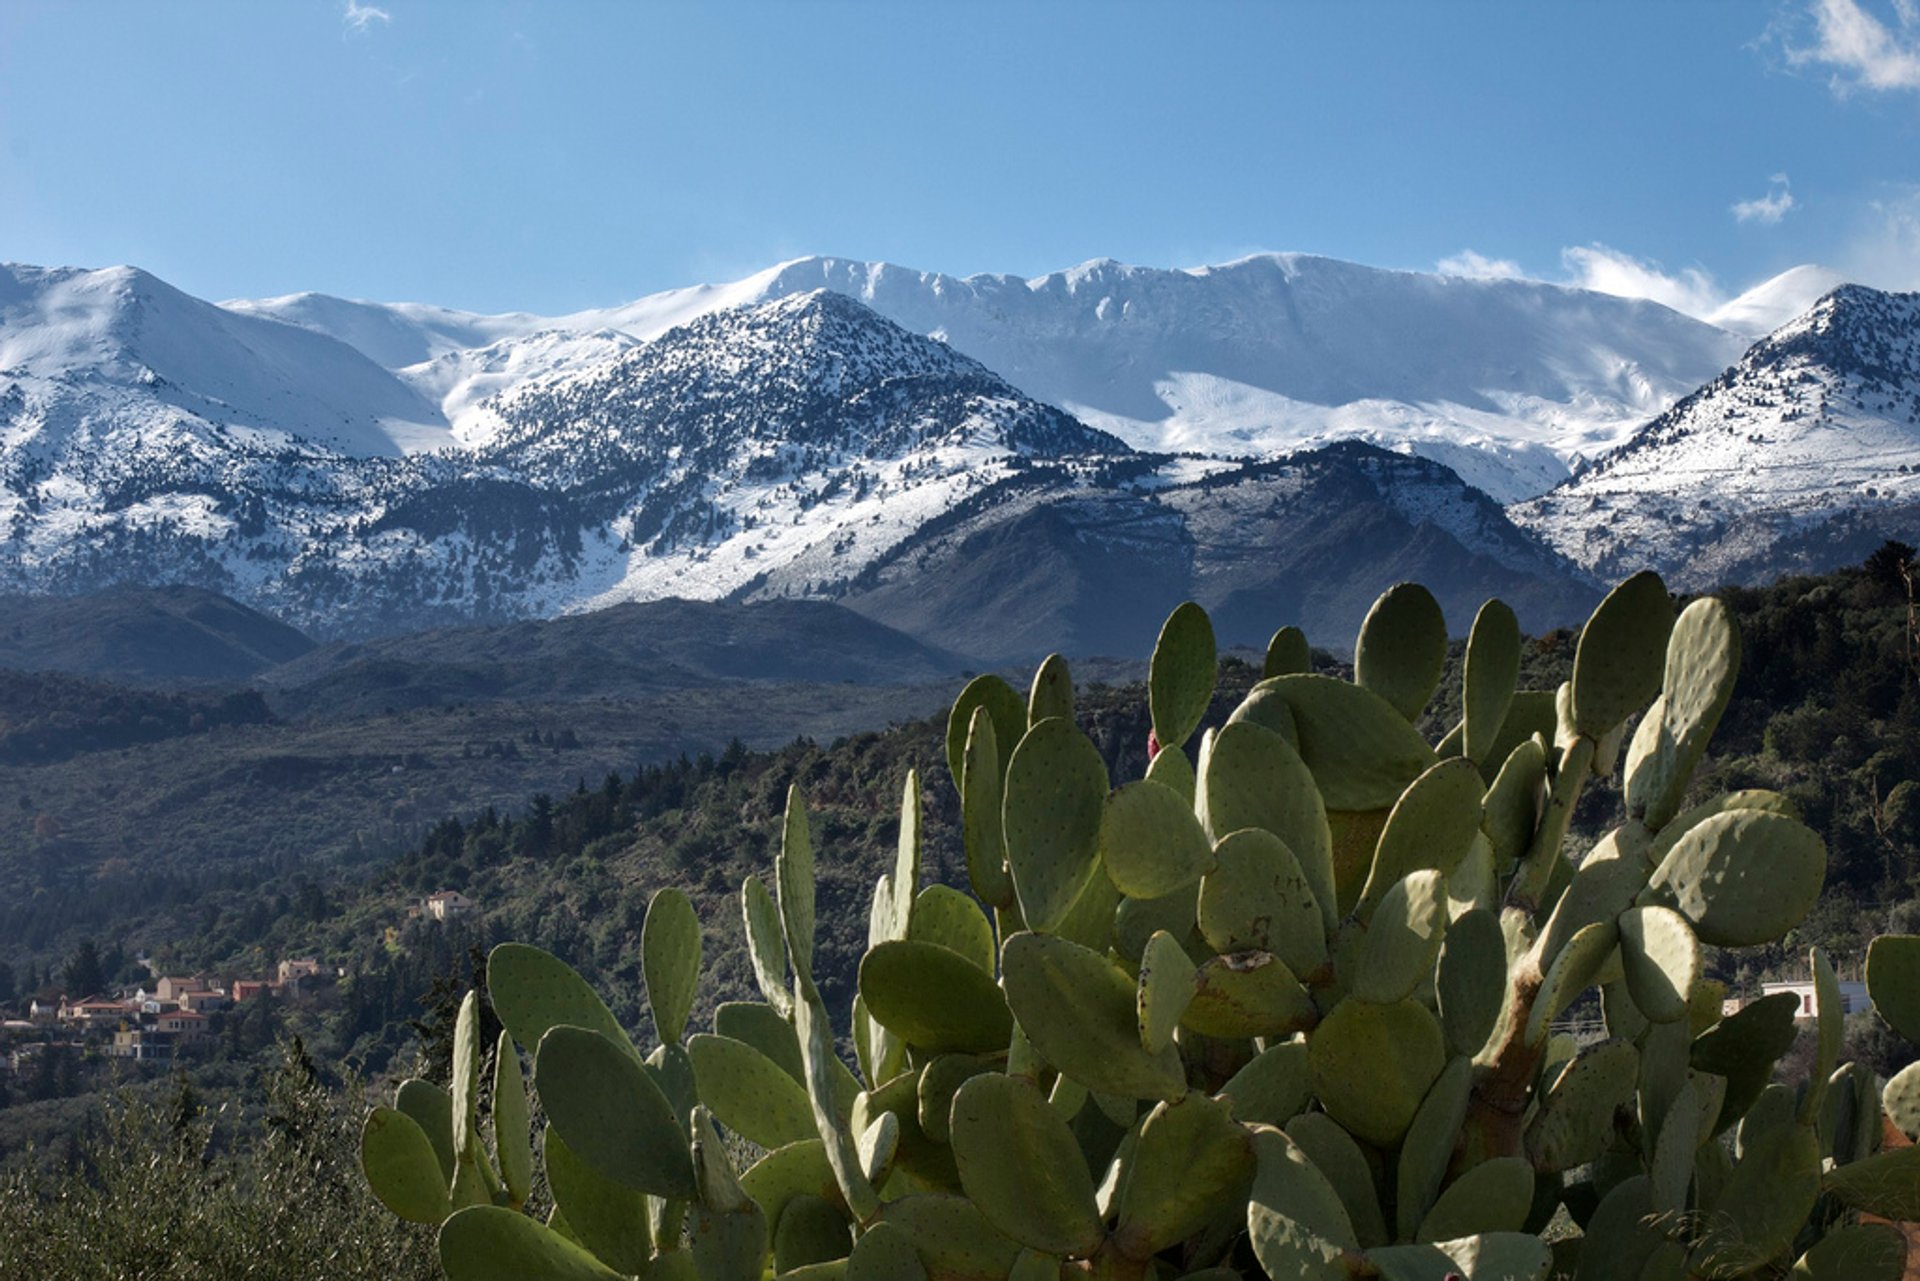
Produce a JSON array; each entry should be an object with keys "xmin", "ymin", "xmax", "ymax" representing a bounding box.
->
[
  {"xmin": 343, "ymin": 0, "xmax": 391, "ymax": 36},
  {"xmin": 1733, "ymin": 174, "xmax": 1797, "ymax": 225},
  {"xmin": 1559, "ymin": 244, "xmax": 1726, "ymax": 319},
  {"xmin": 1782, "ymin": 0, "xmax": 1920, "ymax": 93},
  {"xmin": 1435, "ymin": 249, "xmax": 1524, "ymax": 281},
  {"xmin": 1838, "ymin": 185, "xmax": 1920, "ymax": 288}
]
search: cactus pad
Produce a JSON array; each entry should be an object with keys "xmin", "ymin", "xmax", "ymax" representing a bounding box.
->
[
  {"xmin": 642, "ymin": 887, "xmax": 701, "ymax": 1047},
  {"xmin": 1648, "ymin": 808, "xmax": 1826, "ymax": 947},
  {"xmin": 1570, "ymin": 570, "xmax": 1672, "ymax": 737},
  {"xmin": 949, "ymin": 1073, "xmax": 1104, "ymax": 1257},
  {"xmin": 360, "ymin": 1108, "xmax": 454, "ymax": 1225},
  {"xmin": 1264, "ymin": 625, "xmax": 1312, "ymax": 678},
  {"xmin": 1001, "ymin": 931, "xmax": 1188, "ymax": 1101},
  {"xmin": 1866, "ymin": 934, "xmax": 1920, "ymax": 1042},
  {"xmin": 1197, "ymin": 827, "xmax": 1325, "ymax": 971},
  {"xmin": 1462, "ymin": 599, "xmax": 1521, "ymax": 764},
  {"xmin": 1354, "ymin": 582, "xmax": 1448, "ymax": 722},
  {"xmin": 1307, "ymin": 997, "xmax": 1445, "ymax": 1147},
  {"xmin": 1101, "ymin": 778, "xmax": 1216, "ymax": 899},
  {"xmin": 1150, "ymin": 601, "xmax": 1218, "ymax": 751},
  {"xmin": 437, "ymin": 1205, "xmax": 624, "ymax": 1281},
  {"xmin": 1003, "ymin": 717, "xmax": 1108, "ymax": 932}
]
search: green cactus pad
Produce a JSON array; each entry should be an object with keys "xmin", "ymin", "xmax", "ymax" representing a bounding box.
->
[
  {"xmin": 846, "ymin": 1221, "xmax": 928, "ymax": 1281},
  {"xmin": 1573, "ymin": 1176, "xmax": 1664, "ymax": 1281},
  {"xmin": 536, "ymin": 1025, "xmax": 696, "ymax": 1199},
  {"xmin": 488, "ymin": 944, "xmax": 638, "ymax": 1070},
  {"xmin": 1535, "ymin": 822, "xmax": 1649, "ymax": 966},
  {"xmin": 1481, "ymin": 738, "xmax": 1547, "ymax": 876},
  {"xmin": 1524, "ymin": 1038, "xmax": 1639, "ymax": 1173},
  {"xmin": 1217, "ymin": 1040, "xmax": 1312, "ymax": 1127},
  {"xmin": 1000, "ymin": 931, "xmax": 1188, "ymax": 1102},
  {"xmin": 777, "ymin": 784, "xmax": 821, "ymax": 987},
  {"xmin": 1112, "ymin": 879, "xmax": 1199, "ymax": 965},
  {"xmin": 1113, "ymin": 1093, "xmax": 1256, "ymax": 1259},
  {"xmin": 360, "ymin": 1107, "xmax": 454, "ymax": 1225},
  {"xmin": 1003, "ymin": 717, "xmax": 1108, "ymax": 933},
  {"xmin": 868, "ymin": 771, "xmax": 924, "ymax": 951},
  {"xmin": 1822, "ymin": 1144, "xmax": 1920, "ymax": 1221},
  {"xmin": 1052, "ymin": 860, "xmax": 1122, "ymax": 954},
  {"xmin": 1150, "ymin": 601, "xmax": 1218, "ymax": 751},
  {"xmin": 1233, "ymin": 675, "xmax": 1438, "ymax": 812},
  {"xmin": 1101, "ymin": 778, "xmax": 1216, "ymax": 899},
  {"xmin": 1688, "ymin": 1122, "xmax": 1822, "ymax": 1279},
  {"xmin": 907, "ymin": 885, "xmax": 996, "ymax": 974},
  {"xmin": 1265, "ymin": 625, "xmax": 1312, "ymax": 678},
  {"xmin": 1197, "ymin": 827, "xmax": 1325, "ymax": 973},
  {"xmin": 684, "ymin": 1032, "xmax": 815, "ymax": 1149},
  {"xmin": 1365, "ymin": 756, "xmax": 1492, "ymax": 914},
  {"xmin": 1196, "ymin": 719, "xmax": 1338, "ymax": 934},
  {"xmin": 492, "ymin": 1032, "xmax": 532, "ymax": 1207},
  {"xmin": 740, "ymin": 875, "xmax": 794, "ymax": 1018},
  {"xmin": 690, "ymin": 1120, "xmax": 769, "ymax": 1281},
  {"xmin": 1617, "ymin": 905, "xmax": 1698, "ymax": 1025},
  {"xmin": 1472, "ymin": 691, "xmax": 1559, "ymax": 789},
  {"xmin": 641, "ymin": 887, "xmax": 701, "ymax": 1047},
  {"xmin": 1009, "ymin": 1250, "xmax": 1065, "ymax": 1281},
  {"xmin": 857, "ymin": 1108, "xmax": 900, "ymax": 1188},
  {"xmin": 1437, "ymin": 908, "xmax": 1506, "ymax": 1058},
  {"xmin": 1184, "ymin": 951, "xmax": 1318, "ymax": 1039},
  {"xmin": 1883, "ymin": 1061, "xmax": 1920, "ymax": 1140},
  {"xmin": 1570, "ymin": 570, "xmax": 1672, "ymax": 737},
  {"xmin": 438, "ymin": 1205, "xmax": 624, "ymax": 1281},
  {"xmin": 774, "ymin": 1193, "xmax": 852, "ymax": 1272},
  {"xmin": 859, "ymin": 939, "xmax": 1013, "ymax": 1054},
  {"xmin": 1308, "ymin": 998, "xmax": 1446, "ymax": 1147},
  {"xmin": 948, "ymin": 1073, "xmax": 1104, "ymax": 1257},
  {"xmin": 1647, "ymin": 808, "xmax": 1826, "ymax": 947},
  {"xmin": 395, "ymin": 1078, "xmax": 456, "ymax": 1184},
  {"xmin": 1644, "ymin": 788, "xmax": 1799, "ymax": 866},
  {"xmin": 1633, "ymin": 597, "xmax": 1742, "ymax": 830},
  {"xmin": 1283, "ymin": 1112, "xmax": 1388, "ymax": 1248},
  {"xmin": 945, "ymin": 673, "xmax": 1026, "ymax": 796},
  {"xmin": 1800, "ymin": 950, "xmax": 1846, "ymax": 1124},
  {"xmin": 450, "ymin": 990, "xmax": 483, "ymax": 1161},
  {"xmin": 875, "ymin": 1194, "xmax": 1025, "ymax": 1281},
  {"xmin": 544, "ymin": 1126, "xmax": 655, "ymax": 1275},
  {"xmin": 1524, "ymin": 919, "xmax": 1619, "ymax": 1046},
  {"xmin": 1245, "ymin": 1127, "xmax": 1360, "ymax": 1281},
  {"xmin": 1395, "ymin": 1056, "xmax": 1474, "ymax": 1238},
  {"xmin": 961, "ymin": 707, "xmax": 1014, "ymax": 910},
  {"xmin": 1866, "ymin": 934, "xmax": 1920, "ymax": 1042},
  {"xmin": 1414, "ymin": 1157, "xmax": 1532, "ymax": 1242},
  {"xmin": 1027, "ymin": 653, "xmax": 1074, "ymax": 728},
  {"xmin": 1788, "ymin": 1223, "xmax": 1909, "ymax": 1281},
  {"xmin": 713, "ymin": 1001, "xmax": 804, "ymax": 1082},
  {"xmin": 1821, "ymin": 1062, "xmax": 1881, "ymax": 1166},
  {"xmin": 916, "ymin": 1054, "xmax": 993, "ymax": 1145},
  {"xmin": 1137, "ymin": 929, "xmax": 1198, "ymax": 1054},
  {"xmin": 740, "ymin": 1139, "xmax": 838, "ymax": 1237},
  {"xmin": 647, "ymin": 1040, "xmax": 700, "ymax": 1132},
  {"xmin": 1648, "ymin": 1076, "xmax": 1700, "ymax": 1216},
  {"xmin": 1350, "ymin": 869, "xmax": 1447, "ymax": 1005},
  {"xmin": 1144, "ymin": 738, "xmax": 1196, "ymax": 804},
  {"xmin": 1354, "ymin": 582, "xmax": 1448, "ymax": 722},
  {"xmin": 1691, "ymin": 992, "xmax": 1800, "ymax": 1135},
  {"xmin": 1462, "ymin": 599, "xmax": 1521, "ymax": 764},
  {"xmin": 1366, "ymin": 1234, "xmax": 1551, "ymax": 1281}
]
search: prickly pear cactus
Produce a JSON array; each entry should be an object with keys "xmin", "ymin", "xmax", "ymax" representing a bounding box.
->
[{"xmin": 359, "ymin": 575, "xmax": 1920, "ymax": 1281}]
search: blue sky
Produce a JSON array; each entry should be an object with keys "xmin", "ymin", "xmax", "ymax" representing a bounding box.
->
[{"xmin": 2, "ymin": 1, "xmax": 1918, "ymax": 316}]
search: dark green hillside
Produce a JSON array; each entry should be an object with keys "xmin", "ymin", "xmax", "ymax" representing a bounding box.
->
[{"xmin": 0, "ymin": 584, "xmax": 316, "ymax": 684}]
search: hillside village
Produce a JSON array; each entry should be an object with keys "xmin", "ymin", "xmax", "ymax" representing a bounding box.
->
[{"xmin": 0, "ymin": 889, "xmax": 475, "ymax": 1099}]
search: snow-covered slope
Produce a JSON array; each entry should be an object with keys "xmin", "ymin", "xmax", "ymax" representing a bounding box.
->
[
  {"xmin": 1707, "ymin": 265, "xmax": 1849, "ymax": 340},
  {"xmin": 1514, "ymin": 285, "xmax": 1920, "ymax": 586},
  {"xmin": 234, "ymin": 253, "xmax": 1748, "ymax": 502},
  {"xmin": 1, "ymin": 263, "xmax": 451, "ymax": 456}
]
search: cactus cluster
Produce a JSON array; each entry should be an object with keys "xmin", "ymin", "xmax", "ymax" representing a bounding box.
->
[{"xmin": 361, "ymin": 571, "xmax": 1920, "ymax": 1280}]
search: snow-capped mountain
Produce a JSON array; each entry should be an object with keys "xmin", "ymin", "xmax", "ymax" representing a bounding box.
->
[
  {"xmin": 236, "ymin": 253, "xmax": 1748, "ymax": 503},
  {"xmin": 0, "ymin": 270, "xmax": 1594, "ymax": 653},
  {"xmin": 0, "ymin": 262, "xmax": 451, "ymax": 457},
  {"xmin": 1514, "ymin": 285, "xmax": 1920, "ymax": 587}
]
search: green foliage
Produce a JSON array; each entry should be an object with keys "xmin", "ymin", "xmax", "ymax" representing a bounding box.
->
[
  {"xmin": 346, "ymin": 570, "xmax": 1920, "ymax": 1281},
  {"xmin": 0, "ymin": 1042, "xmax": 438, "ymax": 1280}
]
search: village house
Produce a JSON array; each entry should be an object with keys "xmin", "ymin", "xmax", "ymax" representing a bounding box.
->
[
  {"xmin": 277, "ymin": 958, "xmax": 325, "ymax": 985},
  {"xmin": 423, "ymin": 890, "xmax": 476, "ymax": 922},
  {"xmin": 111, "ymin": 1027, "xmax": 173, "ymax": 1062},
  {"xmin": 1762, "ymin": 977, "xmax": 1873, "ymax": 1019},
  {"xmin": 153, "ymin": 1010, "xmax": 209, "ymax": 1044}
]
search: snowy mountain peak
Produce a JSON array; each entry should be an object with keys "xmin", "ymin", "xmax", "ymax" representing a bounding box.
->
[
  {"xmin": 1514, "ymin": 282, "xmax": 1920, "ymax": 586},
  {"xmin": 1706, "ymin": 264, "xmax": 1848, "ymax": 339}
]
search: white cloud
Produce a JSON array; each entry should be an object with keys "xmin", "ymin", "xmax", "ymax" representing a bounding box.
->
[
  {"xmin": 1435, "ymin": 250, "xmax": 1525, "ymax": 281},
  {"xmin": 343, "ymin": 0, "xmax": 391, "ymax": 35},
  {"xmin": 1785, "ymin": 0, "xmax": 1920, "ymax": 93},
  {"xmin": 1559, "ymin": 244, "xmax": 1727, "ymax": 319},
  {"xmin": 1732, "ymin": 174, "xmax": 1797, "ymax": 225},
  {"xmin": 1838, "ymin": 186, "xmax": 1920, "ymax": 288}
]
